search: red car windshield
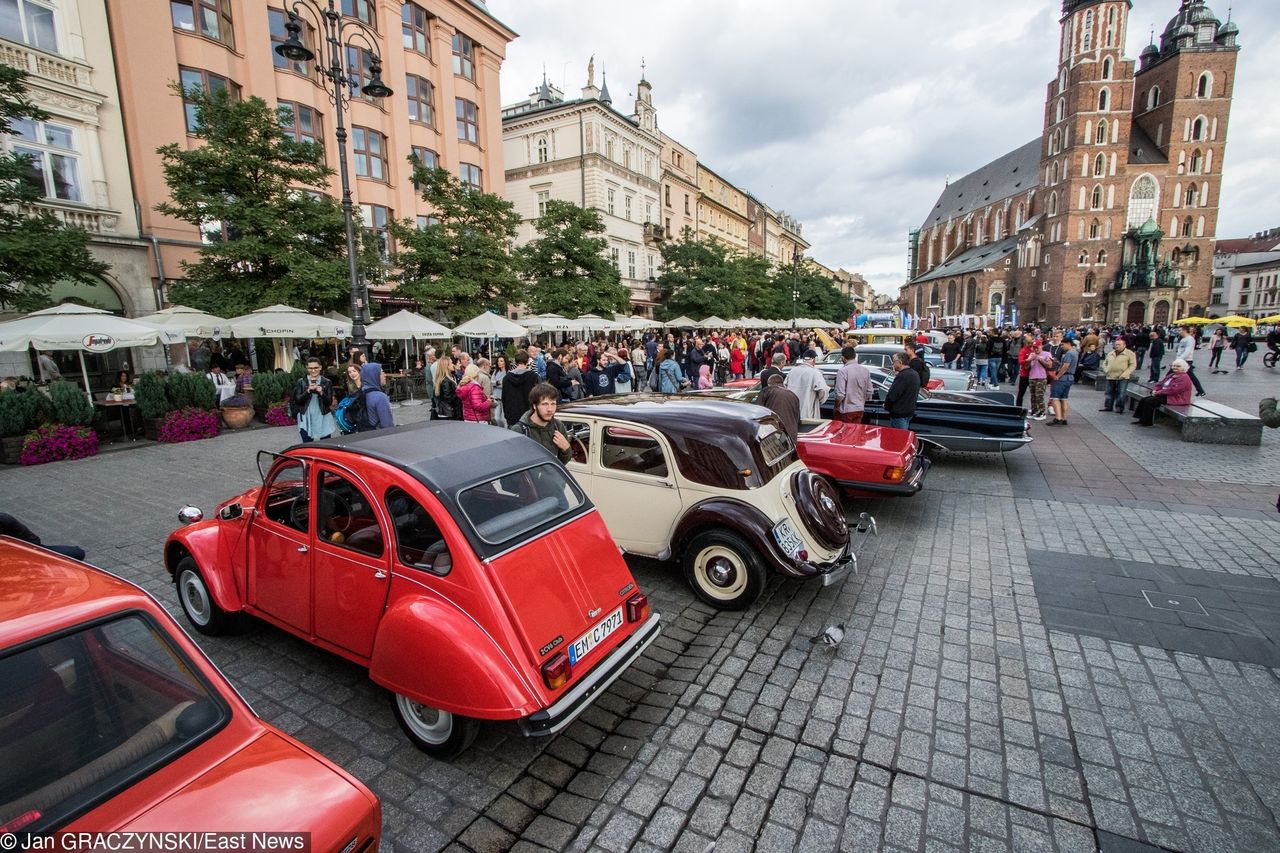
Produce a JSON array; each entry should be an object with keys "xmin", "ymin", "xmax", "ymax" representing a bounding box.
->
[{"xmin": 0, "ymin": 614, "xmax": 228, "ymax": 836}]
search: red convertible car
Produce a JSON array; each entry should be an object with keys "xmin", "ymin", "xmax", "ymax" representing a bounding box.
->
[
  {"xmin": 0, "ymin": 538, "xmax": 381, "ymax": 845},
  {"xmin": 164, "ymin": 422, "xmax": 661, "ymax": 759},
  {"xmin": 796, "ymin": 419, "xmax": 929, "ymax": 497}
]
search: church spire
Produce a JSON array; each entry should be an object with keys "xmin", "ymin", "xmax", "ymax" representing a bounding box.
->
[{"xmin": 599, "ymin": 70, "xmax": 612, "ymax": 105}]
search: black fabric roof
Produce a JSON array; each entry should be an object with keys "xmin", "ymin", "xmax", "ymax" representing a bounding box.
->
[
  {"xmin": 909, "ymin": 236, "xmax": 1020, "ymax": 286},
  {"xmin": 921, "ymin": 139, "xmax": 1041, "ymax": 230}
]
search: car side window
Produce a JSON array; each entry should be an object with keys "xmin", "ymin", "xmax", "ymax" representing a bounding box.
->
[
  {"xmin": 560, "ymin": 418, "xmax": 591, "ymax": 465},
  {"xmin": 262, "ymin": 459, "xmax": 308, "ymax": 533},
  {"xmin": 601, "ymin": 426, "xmax": 668, "ymax": 478},
  {"xmin": 384, "ymin": 486, "xmax": 450, "ymax": 575},
  {"xmin": 317, "ymin": 471, "xmax": 384, "ymax": 558}
]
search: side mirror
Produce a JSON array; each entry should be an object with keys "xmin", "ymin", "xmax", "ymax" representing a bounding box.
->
[
  {"xmin": 218, "ymin": 503, "xmax": 243, "ymax": 521},
  {"xmin": 177, "ymin": 506, "xmax": 203, "ymax": 525}
]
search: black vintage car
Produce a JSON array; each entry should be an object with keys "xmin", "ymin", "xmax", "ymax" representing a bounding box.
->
[{"xmin": 791, "ymin": 365, "xmax": 1031, "ymax": 453}]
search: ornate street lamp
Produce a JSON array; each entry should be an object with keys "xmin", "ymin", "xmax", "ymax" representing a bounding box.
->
[
  {"xmin": 790, "ymin": 251, "xmax": 804, "ymax": 330},
  {"xmin": 275, "ymin": 1, "xmax": 392, "ymax": 351}
]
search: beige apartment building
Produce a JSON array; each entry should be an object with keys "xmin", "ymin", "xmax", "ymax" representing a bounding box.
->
[
  {"xmin": 696, "ymin": 163, "xmax": 749, "ymax": 253},
  {"xmin": 660, "ymin": 131, "xmax": 697, "ymax": 242},
  {"xmin": 107, "ymin": 0, "xmax": 514, "ymax": 307}
]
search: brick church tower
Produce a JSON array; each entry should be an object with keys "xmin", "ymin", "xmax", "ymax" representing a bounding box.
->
[{"xmin": 1038, "ymin": 0, "xmax": 1137, "ymax": 325}]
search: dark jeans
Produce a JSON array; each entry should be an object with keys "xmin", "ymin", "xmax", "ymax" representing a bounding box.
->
[
  {"xmin": 1148, "ymin": 357, "xmax": 1163, "ymax": 382},
  {"xmin": 1133, "ymin": 393, "xmax": 1169, "ymax": 425},
  {"xmin": 1187, "ymin": 364, "xmax": 1205, "ymax": 394},
  {"xmin": 1235, "ymin": 347, "xmax": 1250, "ymax": 368},
  {"xmin": 889, "ymin": 416, "xmax": 912, "ymax": 431},
  {"xmin": 1209, "ymin": 348, "xmax": 1224, "ymax": 370},
  {"xmin": 1015, "ymin": 375, "xmax": 1030, "ymax": 408},
  {"xmin": 1135, "ymin": 349, "xmax": 1147, "ymax": 369},
  {"xmin": 1104, "ymin": 378, "xmax": 1128, "ymax": 411}
]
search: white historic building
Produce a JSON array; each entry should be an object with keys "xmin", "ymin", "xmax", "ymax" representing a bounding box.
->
[
  {"xmin": 0, "ymin": 0, "xmax": 160, "ymax": 378},
  {"xmin": 502, "ymin": 66, "xmax": 664, "ymax": 316}
]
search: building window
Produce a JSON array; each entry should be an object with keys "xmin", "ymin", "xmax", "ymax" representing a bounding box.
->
[
  {"xmin": 345, "ymin": 45, "xmax": 377, "ymax": 100},
  {"xmin": 1182, "ymin": 216, "xmax": 1193, "ymax": 237},
  {"xmin": 1090, "ymin": 185, "xmax": 1103, "ymax": 209},
  {"xmin": 645, "ymin": 201, "xmax": 652, "ymax": 223},
  {"xmin": 401, "ymin": 2, "xmax": 429, "ymax": 56},
  {"xmin": 1097, "ymin": 88, "xmax": 1109, "ymax": 112},
  {"xmin": 1197, "ymin": 72, "xmax": 1211, "ymax": 98},
  {"xmin": 1191, "ymin": 117, "xmax": 1205, "ymax": 141},
  {"xmin": 1082, "ymin": 302, "xmax": 1093, "ymax": 320},
  {"xmin": 1098, "ymin": 249, "xmax": 1107, "ymax": 264},
  {"xmin": 607, "ymin": 188, "xmax": 615, "ymax": 215},
  {"xmin": 604, "ymin": 136, "xmax": 614, "ymax": 160},
  {"xmin": 1048, "ymin": 192, "xmax": 1058, "ymax": 217},
  {"xmin": 1089, "ymin": 219, "xmax": 1101, "ymax": 239},
  {"xmin": 455, "ymin": 98, "xmax": 478, "ymax": 143},
  {"xmin": 409, "ymin": 145, "xmax": 437, "ymax": 189},
  {"xmin": 1147, "ymin": 86, "xmax": 1161, "ymax": 110},
  {"xmin": 536, "ymin": 137, "xmax": 548, "ymax": 163},
  {"xmin": 2, "ymin": 0, "xmax": 58, "ymax": 52},
  {"xmin": 1084, "ymin": 273, "xmax": 1096, "ymax": 294},
  {"xmin": 359, "ymin": 203, "xmax": 391, "ymax": 261},
  {"xmin": 415, "ymin": 214, "xmax": 438, "ymax": 229},
  {"xmin": 684, "ymin": 194, "xmax": 690, "ymax": 215},
  {"xmin": 1096, "ymin": 119, "xmax": 1108, "ymax": 144},
  {"xmin": 268, "ymin": 8, "xmax": 313, "ymax": 75},
  {"xmin": 1102, "ymin": 57, "xmax": 1112, "ymax": 79},
  {"xmin": 610, "ymin": 247, "xmax": 619, "ymax": 270},
  {"xmin": 352, "ymin": 126, "xmax": 387, "ymax": 180},
  {"xmin": 664, "ymin": 185, "xmax": 671, "ymax": 208},
  {"xmin": 1189, "ymin": 149, "xmax": 1202, "ymax": 173},
  {"xmin": 648, "ymin": 254, "xmax": 655, "ymax": 279},
  {"xmin": 1185, "ymin": 183, "xmax": 1198, "ymax": 207},
  {"xmin": 405, "ymin": 75, "xmax": 434, "ymax": 126},
  {"xmin": 624, "ymin": 195, "xmax": 632, "ymax": 221},
  {"xmin": 627, "ymin": 251, "xmax": 636, "ymax": 279},
  {"xmin": 179, "ymin": 68, "xmax": 240, "ymax": 133},
  {"xmin": 1082, "ymin": 10, "xmax": 1093, "ymax": 52},
  {"xmin": 6, "ymin": 117, "xmax": 81, "ymax": 201},
  {"xmin": 278, "ymin": 101, "xmax": 321, "ymax": 147},
  {"xmin": 537, "ymin": 190, "xmax": 550, "ymax": 216},
  {"xmin": 172, "ymin": 0, "xmax": 234, "ymax": 48},
  {"xmin": 1093, "ymin": 153, "xmax": 1106, "ymax": 177},
  {"xmin": 458, "ymin": 162, "xmax": 482, "ymax": 190},
  {"xmin": 623, "ymin": 147, "xmax": 631, "ymax": 170},
  {"xmin": 452, "ymin": 32, "xmax": 474, "ymax": 80},
  {"xmin": 341, "ymin": 0, "xmax": 374, "ymax": 27},
  {"xmin": 1127, "ymin": 174, "xmax": 1157, "ymax": 227}
]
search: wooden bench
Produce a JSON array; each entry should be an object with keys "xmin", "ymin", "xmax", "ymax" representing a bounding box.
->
[{"xmin": 1124, "ymin": 382, "xmax": 1263, "ymax": 445}]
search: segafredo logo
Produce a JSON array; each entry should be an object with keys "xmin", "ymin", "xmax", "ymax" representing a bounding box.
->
[{"xmin": 82, "ymin": 334, "xmax": 116, "ymax": 352}]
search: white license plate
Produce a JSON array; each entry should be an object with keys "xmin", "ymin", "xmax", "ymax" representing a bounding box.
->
[
  {"xmin": 568, "ymin": 607, "xmax": 625, "ymax": 665},
  {"xmin": 773, "ymin": 519, "xmax": 805, "ymax": 559}
]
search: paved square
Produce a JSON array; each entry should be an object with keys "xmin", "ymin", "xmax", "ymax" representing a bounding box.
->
[{"xmin": 3, "ymin": 359, "xmax": 1278, "ymax": 852}]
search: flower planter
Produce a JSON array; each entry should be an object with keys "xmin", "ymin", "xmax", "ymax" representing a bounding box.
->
[
  {"xmin": 221, "ymin": 405, "xmax": 254, "ymax": 429},
  {"xmin": 142, "ymin": 417, "xmax": 166, "ymax": 441},
  {"xmin": 1, "ymin": 435, "xmax": 25, "ymax": 465},
  {"xmin": 19, "ymin": 424, "xmax": 98, "ymax": 465}
]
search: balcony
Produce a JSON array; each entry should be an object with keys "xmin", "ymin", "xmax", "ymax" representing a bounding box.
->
[
  {"xmin": 643, "ymin": 222, "xmax": 666, "ymax": 244},
  {"xmin": 0, "ymin": 42, "xmax": 93, "ymax": 91},
  {"xmin": 20, "ymin": 200, "xmax": 119, "ymax": 235}
]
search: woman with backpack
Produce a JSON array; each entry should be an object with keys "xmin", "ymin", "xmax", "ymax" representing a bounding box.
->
[
  {"xmin": 432, "ymin": 355, "xmax": 462, "ymax": 420},
  {"xmin": 655, "ymin": 349, "xmax": 689, "ymax": 394}
]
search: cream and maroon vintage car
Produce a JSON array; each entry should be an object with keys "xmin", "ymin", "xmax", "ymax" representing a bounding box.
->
[{"xmin": 558, "ymin": 396, "xmax": 876, "ymax": 610}]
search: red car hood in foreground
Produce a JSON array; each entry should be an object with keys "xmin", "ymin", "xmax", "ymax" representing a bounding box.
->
[{"xmin": 108, "ymin": 730, "xmax": 379, "ymax": 837}]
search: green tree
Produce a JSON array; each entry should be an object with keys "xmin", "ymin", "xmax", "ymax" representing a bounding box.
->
[
  {"xmin": 654, "ymin": 234, "xmax": 742, "ymax": 320},
  {"xmin": 777, "ymin": 258, "xmax": 855, "ymax": 323},
  {"xmin": 155, "ymin": 85, "xmax": 368, "ymax": 316},
  {"xmin": 518, "ymin": 200, "xmax": 629, "ymax": 316},
  {"xmin": 391, "ymin": 164, "xmax": 521, "ymax": 324},
  {"xmin": 0, "ymin": 64, "xmax": 109, "ymax": 312}
]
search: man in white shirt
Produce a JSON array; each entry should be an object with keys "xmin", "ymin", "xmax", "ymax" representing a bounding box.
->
[
  {"xmin": 1174, "ymin": 326, "xmax": 1206, "ymax": 396},
  {"xmin": 785, "ymin": 350, "xmax": 829, "ymax": 420}
]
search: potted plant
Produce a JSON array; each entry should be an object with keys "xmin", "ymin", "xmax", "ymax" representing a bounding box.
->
[
  {"xmin": 264, "ymin": 402, "xmax": 296, "ymax": 427},
  {"xmin": 47, "ymin": 379, "xmax": 94, "ymax": 426},
  {"xmin": 249, "ymin": 371, "xmax": 291, "ymax": 421},
  {"xmin": 20, "ymin": 423, "xmax": 98, "ymax": 465},
  {"xmin": 220, "ymin": 394, "xmax": 254, "ymax": 429},
  {"xmin": 0, "ymin": 391, "xmax": 47, "ymax": 464},
  {"xmin": 135, "ymin": 373, "xmax": 172, "ymax": 440},
  {"xmin": 157, "ymin": 407, "xmax": 220, "ymax": 443}
]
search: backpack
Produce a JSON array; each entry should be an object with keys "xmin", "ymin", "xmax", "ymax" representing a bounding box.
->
[
  {"xmin": 334, "ymin": 392, "xmax": 362, "ymax": 434},
  {"xmin": 647, "ymin": 364, "xmax": 660, "ymax": 391}
]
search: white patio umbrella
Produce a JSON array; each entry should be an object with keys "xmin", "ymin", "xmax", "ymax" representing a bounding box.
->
[
  {"xmin": 523, "ymin": 313, "xmax": 583, "ymax": 334},
  {"xmin": 0, "ymin": 304, "xmax": 185, "ymax": 400},
  {"xmin": 325, "ymin": 309, "xmax": 354, "ymax": 326},
  {"xmin": 698, "ymin": 316, "xmax": 729, "ymax": 329},
  {"xmin": 134, "ymin": 305, "xmax": 229, "ymax": 338},
  {"xmin": 453, "ymin": 310, "xmax": 528, "ymax": 339},
  {"xmin": 575, "ymin": 313, "xmax": 624, "ymax": 333},
  {"xmin": 664, "ymin": 315, "xmax": 697, "ymax": 328},
  {"xmin": 365, "ymin": 310, "xmax": 451, "ymax": 405},
  {"xmin": 227, "ymin": 304, "xmax": 350, "ymax": 339}
]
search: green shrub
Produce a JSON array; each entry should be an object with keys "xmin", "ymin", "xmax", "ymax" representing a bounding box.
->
[
  {"xmin": 251, "ymin": 371, "xmax": 291, "ymax": 405},
  {"xmin": 47, "ymin": 380, "xmax": 94, "ymax": 426},
  {"xmin": 290, "ymin": 360, "xmax": 306, "ymax": 381},
  {"xmin": 165, "ymin": 372, "xmax": 217, "ymax": 411},
  {"xmin": 0, "ymin": 392, "xmax": 29, "ymax": 437},
  {"xmin": 135, "ymin": 373, "xmax": 171, "ymax": 419}
]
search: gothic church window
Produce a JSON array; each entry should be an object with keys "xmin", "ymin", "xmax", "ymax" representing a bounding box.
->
[
  {"xmin": 1182, "ymin": 216, "xmax": 1193, "ymax": 237},
  {"xmin": 1094, "ymin": 154, "xmax": 1106, "ymax": 177},
  {"xmin": 1197, "ymin": 72, "xmax": 1212, "ymax": 98},
  {"xmin": 1127, "ymin": 175, "xmax": 1157, "ymax": 228},
  {"xmin": 1102, "ymin": 57, "xmax": 1113, "ymax": 79},
  {"xmin": 1098, "ymin": 249, "xmax": 1107, "ymax": 264},
  {"xmin": 1096, "ymin": 119, "xmax": 1108, "ymax": 144},
  {"xmin": 1090, "ymin": 218, "xmax": 1101, "ymax": 239},
  {"xmin": 1190, "ymin": 149, "xmax": 1202, "ymax": 173},
  {"xmin": 1191, "ymin": 118, "xmax": 1205, "ymax": 141},
  {"xmin": 1048, "ymin": 192, "xmax": 1058, "ymax": 216},
  {"xmin": 1090, "ymin": 185, "xmax": 1102, "ymax": 209},
  {"xmin": 1097, "ymin": 88, "xmax": 1109, "ymax": 111},
  {"xmin": 1185, "ymin": 183, "xmax": 1198, "ymax": 207},
  {"xmin": 1056, "ymin": 99, "xmax": 1066, "ymax": 123},
  {"xmin": 1147, "ymin": 86, "xmax": 1161, "ymax": 111},
  {"xmin": 1082, "ymin": 10, "xmax": 1094, "ymax": 52}
]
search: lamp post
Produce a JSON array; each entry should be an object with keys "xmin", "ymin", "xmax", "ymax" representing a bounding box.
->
[
  {"xmin": 275, "ymin": 1, "xmax": 392, "ymax": 352},
  {"xmin": 790, "ymin": 251, "xmax": 804, "ymax": 330}
]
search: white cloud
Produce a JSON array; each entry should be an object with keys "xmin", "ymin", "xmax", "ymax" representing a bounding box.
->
[{"xmin": 493, "ymin": 0, "xmax": 1279, "ymax": 295}]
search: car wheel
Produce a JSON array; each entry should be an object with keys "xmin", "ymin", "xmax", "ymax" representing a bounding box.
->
[
  {"xmin": 390, "ymin": 692, "xmax": 479, "ymax": 760},
  {"xmin": 682, "ymin": 529, "xmax": 766, "ymax": 611},
  {"xmin": 175, "ymin": 556, "xmax": 230, "ymax": 636}
]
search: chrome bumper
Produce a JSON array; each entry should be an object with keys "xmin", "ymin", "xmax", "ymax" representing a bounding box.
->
[{"xmin": 816, "ymin": 512, "xmax": 876, "ymax": 587}]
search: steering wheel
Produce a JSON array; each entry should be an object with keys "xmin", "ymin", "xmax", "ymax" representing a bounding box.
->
[
  {"xmin": 288, "ymin": 498, "xmax": 309, "ymax": 531},
  {"xmin": 321, "ymin": 493, "xmax": 353, "ymax": 534}
]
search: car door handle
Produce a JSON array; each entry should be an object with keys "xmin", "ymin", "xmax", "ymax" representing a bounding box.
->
[
  {"xmin": 297, "ymin": 545, "xmax": 309, "ymax": 553},
  {"xmin": 374, "ymin": 570, "xmax": 387, "ymax": 579}
]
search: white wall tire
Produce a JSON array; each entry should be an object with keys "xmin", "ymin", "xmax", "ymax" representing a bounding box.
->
[
  {"xmin": 390, "ymin": 692, "xmax": 479, "ymax": 760},
  {"xmin": 682, "ymin": 529, "xmax": 766, "ymax": 610}
]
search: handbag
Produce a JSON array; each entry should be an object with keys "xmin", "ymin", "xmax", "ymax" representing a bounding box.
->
[{"xmin": 1248, "ymin": 342, "xmax": 1258, "ymax": 352}]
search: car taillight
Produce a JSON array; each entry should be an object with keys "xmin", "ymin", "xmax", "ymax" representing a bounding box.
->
[
  {"xmin": 542, "ymin": 652, "xmax": 571, "ymax": 690},
  {"xmin": 883, "ymin": 466, "xmax": 905, "ymax": 483},
  {"xmin": 797, "ymin": 549, "xmax": 809, "ymax": 561},
  {"xmin": 626, "ymin": 593, "xmax": 650, "ymax": 623}
]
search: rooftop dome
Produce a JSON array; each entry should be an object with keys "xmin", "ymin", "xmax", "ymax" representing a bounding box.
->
[
  {"xmin": 1140, "ymin": 41, "xmax": 1160, "ymax": 57},
  {"xmin": 1162, "ymin": 1, "xmax": 1219, "ymax": 39},
  {"xmin": 1218, "ymin": 19, "xmax": 1238, "ymax": 35}
]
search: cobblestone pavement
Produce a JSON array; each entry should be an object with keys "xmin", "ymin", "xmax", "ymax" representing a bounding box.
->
[{"xmin": 3, "ymin": 377, "xmax": 1279, "ymax": 852}]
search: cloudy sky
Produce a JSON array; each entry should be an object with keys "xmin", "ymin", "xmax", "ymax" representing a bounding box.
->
[{"xmin": 490, "ymin": 0, "xmax": 1278, "ymax": 297}]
